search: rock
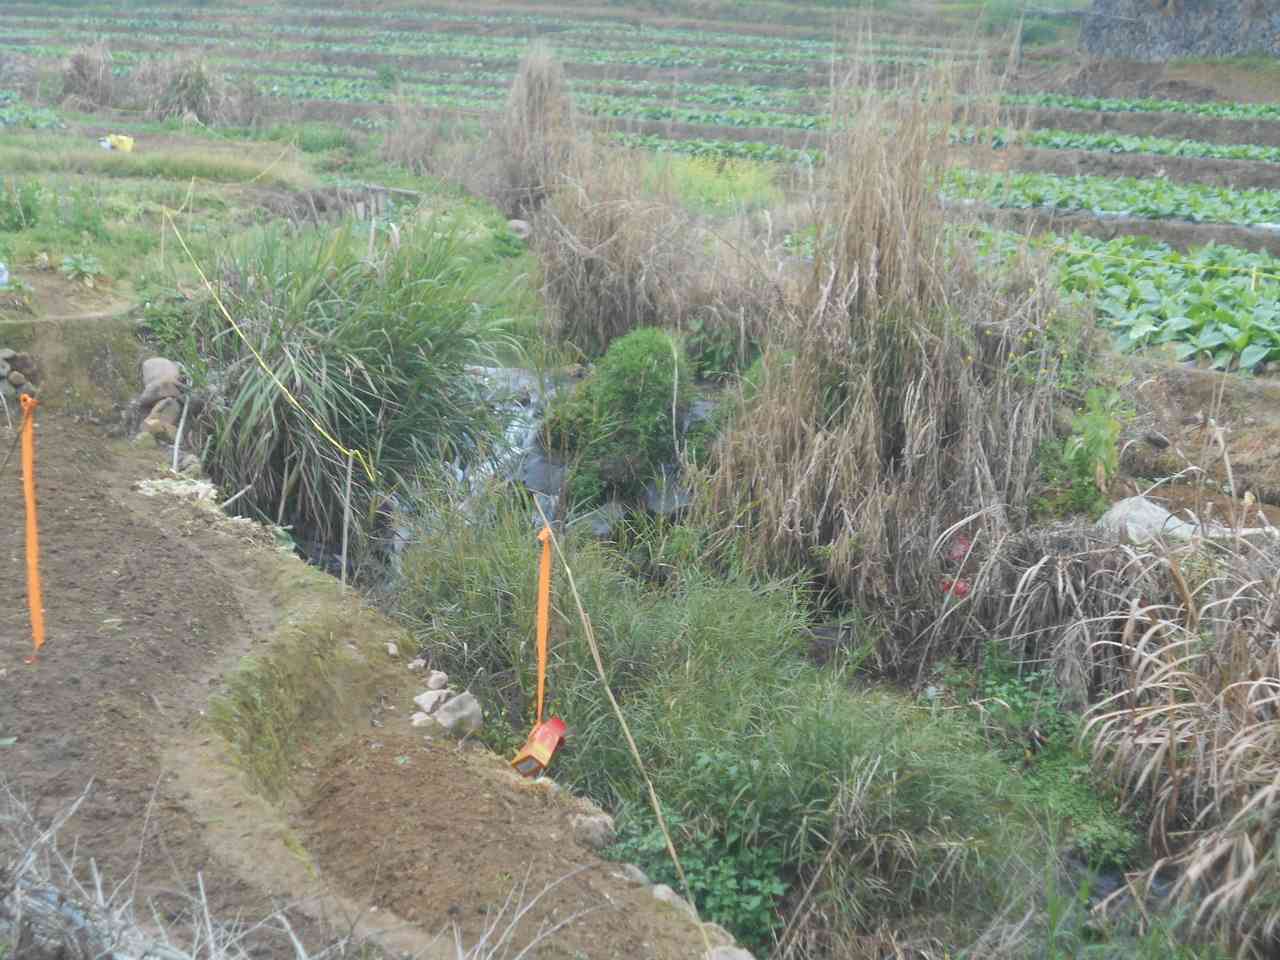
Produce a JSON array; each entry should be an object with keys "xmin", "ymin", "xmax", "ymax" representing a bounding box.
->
[
  {"xmin": 7, "ymin": 370, "xmax": 25, "ymax": 387},
  {"xmin": 138, "ymin": 377, "xmax": 182, "ymax": 409},
  {"xmin": 618, "ymin": 863, "xmax": 649, "ymax": 885},
  {"xmin": 705, "ymin": 948, "xmax": 755, "ymax": 960},
  {"xmin": 651, "ymin": 884, "xmax": 697, "ymax": 918},
  {"xmin": 413, "ymin": 689, "xmax": 451, "ymax": 714},
  {"xmin": 142, "ymin": 357, "xmax": 181, "ymax": 388},
  {"xmin": 8, "ymin": 353, "xmax": 34, "ymax": 377},
  {"xmin": 1097, "ymin": 496, "xmax": 1197, "ymax": 543},
  {"xmin": 407, "ymin": 658, "xmax": 427, "ymax": 672},
  {"xmin": 519, "ymin": 451, "xmax": 567, "ymax": 496},
  {"xmin": 576, "ymin": 500, "xmax": 627, "ymax": 538},
  {"xmin": 410, "ymin": 711, "xmax": 441, "ymax": 729},
  {"xmin": 143, "ymin": 397, "xmax": 181, "ymax": 437},
  {"xmin": 0, "ymin": 359, "xmax": 8, "ymax": 378},
  {"xmin": 425, "ymin": 669, "xmax": 449, "ymax": 690},
  {"xmin": 0, "ymin": 348, "xmax": 14, "ymax": 362},
  {"xmin": 434, "ymin": 691, "xmax": 483, "ymax": 736},
  {"xmin": 508, "ymin": 219, "xmax": 531, "ymax": 241},
  {"xmin": 569, "ymin": 812, "xmax": 616, "ymax": 851},
  {"xmin": 644, "ymin": 466, "xmax": 692, "ymax": 517},
  {"xmin": 702, "ymin": 923, "xmax": 736, "ymax": 948},
  {"xmin": 385, "ymin": 641, "xmax": 399, "ymax": 657}
]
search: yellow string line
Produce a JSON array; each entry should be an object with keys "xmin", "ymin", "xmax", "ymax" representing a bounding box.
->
[{"xmin": 163, "ymin": 210, "xmax": 376, "ymax": 485}]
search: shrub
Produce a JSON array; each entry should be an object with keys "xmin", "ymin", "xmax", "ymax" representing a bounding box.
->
[
  {"xmin": 544, "ymin": 327, "xmax": 690, "ymax": 502},
  {"xmin": 184, "ymin": 222, "xmax": 510, "ymax": 560},
  {"xmin": 0, "ymin": 179, "xmax": 40, "ymax": 231}
]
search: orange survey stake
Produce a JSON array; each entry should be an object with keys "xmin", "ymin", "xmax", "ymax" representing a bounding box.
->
[
  {"xmin": 20, "ymin": 395, "xmax": 45, "ymax": 663},
  {"xmin": 512, "ymin": 526, "xmax": 566, "ymax": 777}
]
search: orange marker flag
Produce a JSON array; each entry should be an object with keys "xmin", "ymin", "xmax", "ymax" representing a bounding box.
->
[
  {"xmin": 512, "ymin": 526, "xmax": 565, "ymax": 777},
  {"xmin": 20, "ymin": 394, "xmax": 45, "ymax": 663},
  {"xmin": 534, "ymin": 525, "xmax": 552, "ymax": 724}
]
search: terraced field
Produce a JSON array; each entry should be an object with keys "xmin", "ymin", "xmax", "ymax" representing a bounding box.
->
[{"xmin": 3, "ymin": 0, "xmax": 1280, "ymax": 369}]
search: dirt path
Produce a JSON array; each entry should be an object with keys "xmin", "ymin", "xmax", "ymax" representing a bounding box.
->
[{"xmin": 0, "ymin": 413, "xmax": 714, "ymax": 959}]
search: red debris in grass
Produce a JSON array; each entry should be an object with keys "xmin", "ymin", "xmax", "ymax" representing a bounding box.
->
[
  {"xmin": 947, "ymin": 536, "xmax": 973, "ymax": 564},
  {"xmin": 941, "ymin": 578, "xmax": 971, "ymax": 599}
]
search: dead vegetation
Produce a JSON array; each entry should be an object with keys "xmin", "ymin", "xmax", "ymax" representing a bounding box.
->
[
  {"xmin": 697, "ymin": 69, "xmax": 1087, "ymax": 676},
  {"xmin": 492, "ymin": 42, "xmax": 578, "ymax": 217},
  {"xmin": 61, "ymin": 45, "xmax": 263, "ymax": 126}
]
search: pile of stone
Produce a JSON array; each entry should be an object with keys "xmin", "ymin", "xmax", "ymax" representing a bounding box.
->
[
  {"xmin": 135, "ymin": 356, "xmax": 185, "ymax": 441},
  {"xmin": 403, "ymin": 659, "xmax": 484, "ymax": 737},
  {"xmin": 0, "ymin": 348, "xmax": 39, "ymax": 402}
]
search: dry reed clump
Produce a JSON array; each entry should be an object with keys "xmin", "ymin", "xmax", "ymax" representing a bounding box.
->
[
  {"xmin": 60, "ymin": 43, "xmax": 115, "ymax": 109},
  {"xmin": 134, "ymin": 56, "xmax": 258, "ymax": 126},
  {"xmin": 534, "ymin": 145, "xmax": 783, "ymax": 357},
  {"xmin": 697, "ymin": 71, "xmax": 1090, "ymax": 676},
  {"xmin": 1081, "ymin": 534, "xmax": 1280, "ymax": 957},
  {"xmin": 493, "ymin": 42, "xmax": 579, "ymax": 217},
  {"xmin": 378, "ymin": 98, "xmax": 477, "ymax": 182},
  {"xmin": 61, "ymin": 46, "xmax": 259, "ymax": 126}
]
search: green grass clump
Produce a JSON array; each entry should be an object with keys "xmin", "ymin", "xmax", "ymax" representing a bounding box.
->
[
  {"xmin": 545, "ymin": 327, "xmax": 690, "ymax": 504},
  {"xmin": 397, "ymin": 494, "xmax": 1058, "ymax": 953},
  {"xmin": 184, "ymin": 221, "xmax": 512, "ymax": 556}
]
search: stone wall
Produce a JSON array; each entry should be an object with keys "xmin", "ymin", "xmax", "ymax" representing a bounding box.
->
[{"xmin": 1081, "ymin": 0, "xmax": 1280, "ymax": 61}]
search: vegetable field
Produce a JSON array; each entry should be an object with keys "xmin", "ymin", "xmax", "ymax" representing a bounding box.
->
[{"xmin": 3, "ymin": 0, "xmax": 1280, "ymax": 369}]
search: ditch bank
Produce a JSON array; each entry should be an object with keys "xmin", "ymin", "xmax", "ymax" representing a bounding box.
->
[{"xmin": 0, "ymin": 315, "xmax": 720, "ymax": 960}]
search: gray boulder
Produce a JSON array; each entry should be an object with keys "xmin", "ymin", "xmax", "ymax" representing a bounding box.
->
[
  {"xmin": 434, "ymin": 691, "xmax": 483, "ymax": 736},
  {"xmin": 569, "ymin": 812, "xmax": 616, "ymax": 851},
  {"xmin": 413, "ymin": 689, "xmax": 451, "ymax": 714},
  {"xmin": 651, "ymin": 884, "xmax": 697, "ymax": 918},
  {"xmin": 142, "ymin": 357, "xmax": 181, "ymax": 388},
  {"xmin": 1097, "ymin": 497, "xmax": 1197, "ymax": 543}
]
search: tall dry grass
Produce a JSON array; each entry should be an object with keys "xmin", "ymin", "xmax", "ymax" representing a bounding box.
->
[
  {"xmin": 61, "ymin": 45, "xmax": 261, "ymax": 126},
  {"xmin": 493, "ymin": 43, "xmax": 578, "ymax": 217},
  {"xmin": 60, "ymin": 43, "xmax": 115, "ymax": 109},
  {"xmin": 696, "ymin": 68, "xmax": 1088, "ymax": 676},
  {"xmin": 534, "ymin": 150, "xmax": 780, "ymax": 357},
  {"xmin": 1082, "ymin": 532, "xmax": 1280, "ymax": 957}
]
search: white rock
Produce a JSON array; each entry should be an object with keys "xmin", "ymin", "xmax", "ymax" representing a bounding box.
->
[
  {"xmin": 705, "ymin": 948, "xmax": 755, "ymax": 960},
  {"xmin": 434, "ymin": 691, "xmax": 483, "ymax": 736},
  {"xmin": 425, "ymin": 670, "xmax": 449, "ymax": 690},
  {"xmin": 410, "ymin": 711, "xmax": 439, "ymax": 728},
  {"xmin": 385, "ymin": 641, "xmax": 399, "ymax": 657},
  {"xmin": 1097, "ymin": 496, "xmax": 1197, "ymax": 543},
  {"xmin": 413, "ymin": 689, "xmax": 451, "ymax": 714},
  {"xmin": 702, "ymin": 923, "xmax": 736, "ymax": 948},
  {"xmin": 569, "ymin": 812, "xmax": 616, "ymax": 851},
  {"xmin": 407, "ymin": 658, "xmax": 427, "ymax": 672},
  {"xmin": 618, "ymin": 863, "xmax": 649, "ymax": 885},
  {"xmin": 651, "ymin": 884, "xmax": 697, "ymax": 918},
  {"xmin": 142, "ymin": 357, "xmax": 181, "ymax": 388}
]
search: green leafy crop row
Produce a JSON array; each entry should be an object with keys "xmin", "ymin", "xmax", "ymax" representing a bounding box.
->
[
  {"xmin": 974, "ymin": 228, "xmax": 1280, "ymax": 369},
  {"xmin": 945, "ymin": 168, "xmax": 1280, "ymax": 227}
]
